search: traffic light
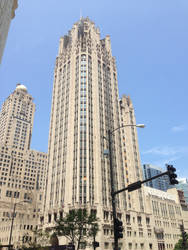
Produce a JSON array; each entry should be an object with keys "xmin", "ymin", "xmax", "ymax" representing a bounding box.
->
[
  {"xmin": 115, "ymin": 218, "xmax": 123, "ymax": 239},
  {"xmin": 182, "ymin": 231, "xmax": 187, "ymax": 240},
  {"xmin": 166, "ymin": 165, "xmax": 179, "ymax": 185}
]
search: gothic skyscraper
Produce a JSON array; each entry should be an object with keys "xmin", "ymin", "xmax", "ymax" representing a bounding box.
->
[
  {"xmin": 43, "ymin": 18, "xmax": 188, "ymax": 250},
  {"xmin": 45, "ymin": 17, "xmax": 127, "ymax": 244}
]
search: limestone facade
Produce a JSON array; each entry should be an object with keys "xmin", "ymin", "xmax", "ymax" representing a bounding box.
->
[
  {"xmin": 44, "ymin": 17, "xmax": 127, "ymax": 248},
  {"xmin": 0, "ymin": 0, "xmax": 18, "ymax": 63},
  {"xmin": 43, "ymin": 18, "xmax": 188, "ymax": 250},
  {"xmin": 119, "ymin": 95, "xmax": 145, "ymax": 213},
  {"xmin": 0, "ymin": 85, "xmax": 47, "ymax": 247}
]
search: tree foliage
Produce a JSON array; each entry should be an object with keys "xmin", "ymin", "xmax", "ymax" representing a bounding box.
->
[
  {"xmin": 174, "ymin": 233, "xmax": 188, "ymax": 250},
  {"xmin": 54, "ymin": 209, "xmax": 99, "ymax": 250},
  {"xmin": 21, "ymin": 228, "xmax": 51, "ymax": 250}
]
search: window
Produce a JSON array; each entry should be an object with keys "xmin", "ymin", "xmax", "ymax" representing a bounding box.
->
[
  {"xmin": 126, "ymin": 214, "xmax": 130, "ymax": 224},
  {"xmin": 128, "ymin": 243, "xmax": 132, "ymax": 249},
  {"xmin": 146, "ymin": 217, "xmax": 150, "ymax": 224},
  {"xmin": 54, "ymin": 213, "xmax": 57, "ymax": 221},
  {"xmin": 48, "ymin": 214, "xmax": 51, "ymax": 223},
  {"xmin": 104, "ymin": 242, "xmax": 109, "ymax": 249},
  {"xmin": 6, "ymin": 190, "xmax": 12, "ymax": 197},
  {"xmin": 14, "ymin": 191, "xmax": 19, "ymax": 198},
  {"xmin": 140, "ymin": 243, "xmax": 144, "ymax": 249},
  {"xmin": 137, "ymin": 216, "xmax": 142, "ymax": 224}
]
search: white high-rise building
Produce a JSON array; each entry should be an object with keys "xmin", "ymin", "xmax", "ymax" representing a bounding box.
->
[
  {"xmin": 0, "ymin": 84, "xmax": 35, "ymax": 151},
  {"xmin": 44, "ymin": 18, "xmax": 188, "ymax": 250},
  {"xmin": 0, "ymin": 85, "xmax": 47, "ymax": 247},
  {"xmin": 45, "ymin": 17, "xmax": 127, "ymax": 248},
  {"xmin": 44, "ymin": 17, "xmax": 157, "ymax": 249}
]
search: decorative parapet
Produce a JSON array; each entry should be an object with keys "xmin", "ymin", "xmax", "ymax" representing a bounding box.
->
[{"xmin": 144, "ymin": 186, "xmax": 176, "ymax": 202}]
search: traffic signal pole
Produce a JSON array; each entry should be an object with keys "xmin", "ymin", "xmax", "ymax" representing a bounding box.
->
[
  {"xmin": 8, "ymin": 203, "xmax": 16, "ymax": 250},
  {"xmin": 108, "ymin": 130, "xmax": 119, "ymax": 250},
  {"xmin": 107, "ymin": 127, "xmax": 178, "ymax": 250},
  {"xmin": 108, "ymin": 131, "xmax": 179, "ymax": 249},
  {"xmin": 114, "ymin": 170, "xmax": 171, "ymax": 196}
]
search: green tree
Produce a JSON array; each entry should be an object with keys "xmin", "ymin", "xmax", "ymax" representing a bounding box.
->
[
  {"xmin": 87, "ymin": 212, "xmax": 100, "ymax": 250},
  {"xmin": 21, "ymin": 228, "xmax": 50, "ymax": 249},
  {"xmin": 88, "ymin": 222, "xmax": 99, "ymax": 250},
  {"xmin": 174, "ymin": 233, "xmax": 188, "ymax": 250},
  {"xmin": 54, "ymin": 209, "xmax": 99, "ymax": 250}
]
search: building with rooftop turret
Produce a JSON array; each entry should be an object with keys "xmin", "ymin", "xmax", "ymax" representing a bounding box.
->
[
  {"xmin": 0, "ymin": 84, "xmax": 47, "ymax": 247},
  {"xmin": 0, "ymin": 84, "xmax": 34, "ymax": 151}
]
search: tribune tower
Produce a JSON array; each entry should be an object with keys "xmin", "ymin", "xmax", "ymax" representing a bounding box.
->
[
  {"xmin": 45, "ymin": 16, "xmax": 125, "ymax": 211},
  {"xmin": 44, "ymin": 18, "xmax": 144, "ymax": 248}
]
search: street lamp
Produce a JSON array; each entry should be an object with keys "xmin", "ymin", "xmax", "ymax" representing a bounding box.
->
[
  {"xmin": 8, "ymin": 200, "xmax": 31, "ymax": 250},
  {"xmin": 105, "ymin": 124, "xmax": 145, "ymax": 250},
  {"xmin": 135, "ymin": 124, "xmax": 145, "ymax": 128}
]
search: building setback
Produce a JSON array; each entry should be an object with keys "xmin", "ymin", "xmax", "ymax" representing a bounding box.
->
[{"xmin": 119, "ymin": 95, "xmax": 145, "ymax": 212}]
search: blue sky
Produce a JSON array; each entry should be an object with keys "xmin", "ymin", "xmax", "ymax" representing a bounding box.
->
[{"xmin": 1, "ymin": 0, "xmax": 188, "ymax": 178}]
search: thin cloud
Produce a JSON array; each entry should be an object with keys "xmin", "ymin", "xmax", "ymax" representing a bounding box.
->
[
  {"xmin": 171, "ymin": 125, "xmax": 187, "ymax": 132},
  {"xmin": 142, "ymin": 146, "xmax": 188, "ymax": 156},
  {"xmin": 151, "ymin": 156, "xmax": 181, "ymax": 168}
]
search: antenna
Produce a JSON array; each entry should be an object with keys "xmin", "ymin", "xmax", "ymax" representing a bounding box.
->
[{"xmin": 80, "ymin": 9, "xmax": 83, "ymax": 20}]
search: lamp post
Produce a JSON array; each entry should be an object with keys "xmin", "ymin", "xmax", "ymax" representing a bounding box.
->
[
  {"xmin": 8, "ymin": 200, "xmax": 30, "ymax": 250},
  {"xmin": 105, "ymin": 124, "xmax": 145, "ymax": 250}
]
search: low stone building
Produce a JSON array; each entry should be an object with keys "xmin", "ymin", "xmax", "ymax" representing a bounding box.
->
[{"xmin": 144, "ymin": 187, "xmax": 186, "ymax": 250}]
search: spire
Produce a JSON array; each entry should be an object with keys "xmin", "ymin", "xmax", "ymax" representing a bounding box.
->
[{"xmin": 80, "ymin": 9, "xmax": 83, "ymax": 20}]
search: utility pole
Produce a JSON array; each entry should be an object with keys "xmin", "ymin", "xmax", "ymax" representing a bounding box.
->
[
  {"xmin": 8, "ymin": 200, "xmax": 30, "ymax": 249},
  {"xmin": 8, "ymin": 203, "xmax": 16, "ymax": 250},
  {"xmin": 108, "ymin": 130, "xmax": 118, "ymax": 250}
]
